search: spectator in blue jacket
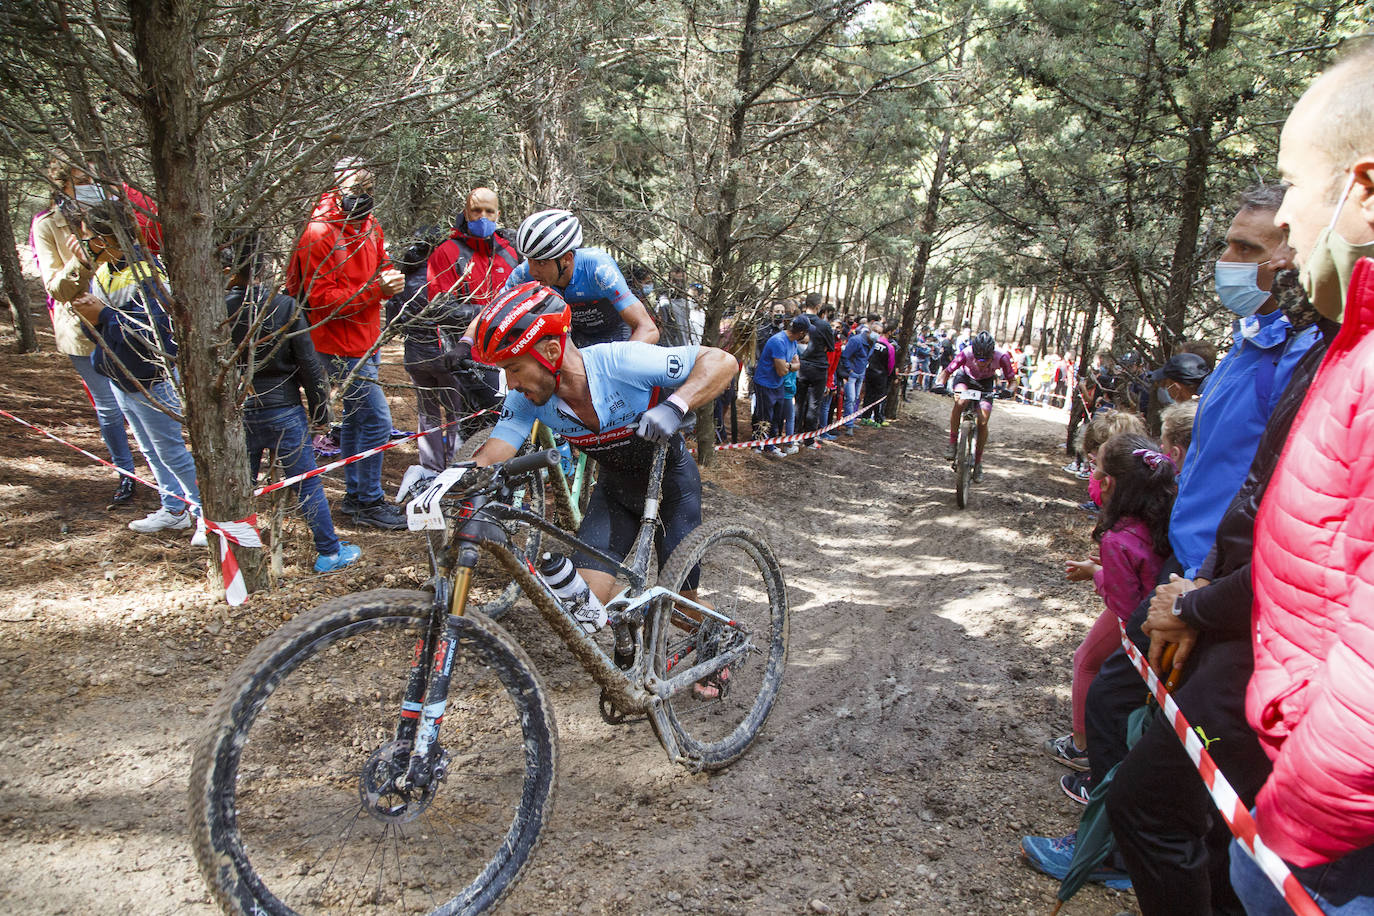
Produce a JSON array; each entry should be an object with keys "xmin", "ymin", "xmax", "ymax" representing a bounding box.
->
[{"xmin": 839, "ymin": 322, "xmax": 873, "ymax": 437}]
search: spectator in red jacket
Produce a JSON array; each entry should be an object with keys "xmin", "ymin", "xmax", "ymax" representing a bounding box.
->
[
  {"xmin": 426, "ymin": 187, "xmax": 520, "ymax": 427},
  {"xmin": 288, "ymin": 159, "xmax": 407, "ymax": 529},
  {"xmin": 1228, "ymin": 41, "xmax": 1374, "ymax": 915}
]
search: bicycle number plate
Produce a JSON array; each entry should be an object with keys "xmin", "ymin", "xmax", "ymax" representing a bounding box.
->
[
  {"xmin": 959, "ymin": 389, "xmax": 982, "ymax": 401},
  {"xmin": 406, "ymin": 467, "xmax": 470, "ymax": 531}
]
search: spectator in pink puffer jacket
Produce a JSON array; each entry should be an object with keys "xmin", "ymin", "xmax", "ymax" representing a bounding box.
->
[{"xmin": 1229, "ymin": 41, "xmax": 1374, "ymax": 915}]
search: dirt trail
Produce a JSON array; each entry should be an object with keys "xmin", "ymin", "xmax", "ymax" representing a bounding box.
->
[{"xmin": 0, "ymin": 323, "xmax": 1136, "ymax": 915}]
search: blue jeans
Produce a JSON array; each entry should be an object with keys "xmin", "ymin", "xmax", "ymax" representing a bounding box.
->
[
  {"xmin": 322, "ymin": 352, "xmax": 393, "ymax": 504},
  {"xmin": 1231, "ymin": 832, "xmax": 1374, "ymax": 915},
  {"xmin": 111, "ymin": 380, "xmax": 201, "ymax": 515},
  {"xmin": 69, "ymin": 353, "xmax": 134, "ymax": 472},
  {"xmin": 245, "ymin": 405, "xmax": 340, "ymax": 556},
  {"xmin": 844, "ymin": 375, "xmax": 863, "ymax": 428}
]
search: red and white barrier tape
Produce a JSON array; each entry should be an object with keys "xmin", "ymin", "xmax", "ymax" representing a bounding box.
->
[
  {"xmin": 1, "ymin": 406, "xmax": 266, "ymax": 605},
  {"xmin": 1, "ymin": 405, "xmax": 491, "ymax": 605},
  {"xmin": 1117, "ymin": 621, "xmax": 1323, "ymax": 916},
  {"xmin": 252, "ymin": 409, "xmax": 494, "ymax": 496},
  {"xmin": 714, "ymin": 396, "xmax": 887, "ymax": 451}
]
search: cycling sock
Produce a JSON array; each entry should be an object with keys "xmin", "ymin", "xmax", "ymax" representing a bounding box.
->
[{"xmin": 949, "ymin": 432, "xmax": 957, "ymax": 443}]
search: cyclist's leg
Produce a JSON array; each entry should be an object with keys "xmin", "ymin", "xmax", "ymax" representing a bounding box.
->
[
  {"xmin": 975, "ymin": 382, "xmax": 994, "ymax": 461},
  {"xmin": 948, "ymin": 371, "xmax": 969, "ymax": 442},
  {"xmin": 976, "ymin": 405, "xmax": 992, "ymax": 461},
  {"xmin": 570, "ymin": 467, "xmax": 640, "ymax": 604},
  {"xmin": 653, "ymin": 441, "xmax": 703, "ymax": 594}
]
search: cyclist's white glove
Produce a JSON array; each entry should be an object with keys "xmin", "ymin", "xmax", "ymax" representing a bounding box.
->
[{"xmin": 637, "ymin": 400, "xmax": 687, "ymax": 443}]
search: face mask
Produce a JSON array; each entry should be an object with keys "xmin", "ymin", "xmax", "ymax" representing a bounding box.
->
[
  {"xmin": 466, "ymin": 217, "xmax": 496, "ymax": 238},
  {"xmin": 641, "ymin": 284, "xmax": 654, "ymax": 298},
  {"xmin": 1214, "ymin": 260, "xmax": 1271, "ymax": 318},
  {"xmin": 339, "ymin": 192, "xmax": 374, "ymax": 221},
  {"xmin": 1087, "ymin": 473, "xmax": 1102, "ymax": 507},
  {"xmin": 1301, "ymin": 172, "xmax": 1374, "ymax": 323},
  {"xmin": 73, "ymin": 184, "xmax": 104, "ymax": 206}
]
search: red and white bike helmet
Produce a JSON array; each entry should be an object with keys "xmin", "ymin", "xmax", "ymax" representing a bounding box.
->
[{"xmin": 472, "ymin": 281, "xmax": 572, "ymax": 378}]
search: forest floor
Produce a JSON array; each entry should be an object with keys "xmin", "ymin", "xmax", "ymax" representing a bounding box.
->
[{"xmin": 0, "ymin": 308, "xmax": 1138, "ymax": 916}]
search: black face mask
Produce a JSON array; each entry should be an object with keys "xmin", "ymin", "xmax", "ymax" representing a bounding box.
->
[{"xmin": 339, "ymin": 192, "xmax": 374, "ymax": 221}]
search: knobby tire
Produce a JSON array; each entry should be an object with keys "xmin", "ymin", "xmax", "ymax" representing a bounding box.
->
[
  {"xmin": 188, "ymin": 589, "xmax": 557, "ymax": 916},
  {"xmin": 648, "ymin": 521, "xmax": 789, "ymax": 771}
]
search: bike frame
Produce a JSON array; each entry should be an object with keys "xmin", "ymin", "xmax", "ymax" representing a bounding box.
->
[
  {"xmin": 399, "ymin": 442, "xmax": 752, "ymax": 780},
  {"xmin": 532, "ymin": 421, "xmax": 590, "ymax": 529}
]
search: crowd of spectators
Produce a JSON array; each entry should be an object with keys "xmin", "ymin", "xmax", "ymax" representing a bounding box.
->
[{"xmin": 1019, "ymin": 45, "xmax": 1374, "ymax": 916}]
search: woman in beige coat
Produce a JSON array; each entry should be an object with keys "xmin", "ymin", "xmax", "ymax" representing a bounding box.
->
[{"xmin": 28, "ymin": 161, "xmax": 137, "ymax": 505}]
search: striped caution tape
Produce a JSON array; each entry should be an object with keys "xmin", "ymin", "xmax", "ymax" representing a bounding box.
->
[
  {"xmin": 252, "ymin": 409, "xmax": 495, "ymax": 496},
  {"xmin": 713, "ymin": 397, "xmax": 886, "ymax": 451},
  {"xmin": 1, "ymin": 405, "xmax": 490, "ymax": 605},
  {"xmin": 1116, "ymin": 621, "xmax": 1323, "ymax": 916}
]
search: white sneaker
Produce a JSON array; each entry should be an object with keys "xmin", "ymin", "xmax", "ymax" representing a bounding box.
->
[
  {"xmin": 783, "ymin": 444, "xmax": 799, "ymax": 455},
  {"xmin": 191, "ymin": 517, "xmax": 208, "ymax": 548},
  {"xmin": 129, "ymin": 507, "xmax": 193, "ymax": 533}
]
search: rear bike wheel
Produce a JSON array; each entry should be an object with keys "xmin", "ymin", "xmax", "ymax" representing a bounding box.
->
[
  {"xmin": 189, "ymin": 589, "xmax": 557, "ymax": 916},
  {"xmin": 648, "ymin": 521, "xmax": 789, "ymax": 771},
  {"xmin": 955, "ymin": 413, "xmax": 975, "ymax": 509},
  {"xmin": 452, "ymin": 426, "xmax": 545, "ymax": 619}
]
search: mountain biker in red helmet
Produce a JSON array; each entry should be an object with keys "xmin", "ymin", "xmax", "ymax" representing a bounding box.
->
[{"xmin": 469, "ymin": 282, "xmax": 737, "ymax": 617}]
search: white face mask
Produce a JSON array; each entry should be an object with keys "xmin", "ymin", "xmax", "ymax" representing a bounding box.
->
[
  {"xmin": 1214, "ymin": 260, "xmax": 1271, "ymax": 318},
  {"xmin": 72, "ymin": 184, "xmax": 104, "ymax": 206}
]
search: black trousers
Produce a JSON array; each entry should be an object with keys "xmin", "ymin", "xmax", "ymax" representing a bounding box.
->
[
  {"xmin": 795, "ymin": 372, "xmax": 827, "ymax": 433},
  {"xmin": 1084, "ymin": 556, "xmax": 1182, "ymax": 787},
  {"xmin": 1104, "ymin": 636, "xmax": 1272, "ymax": 916}
]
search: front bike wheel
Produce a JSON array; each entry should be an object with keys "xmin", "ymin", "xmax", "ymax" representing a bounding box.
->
[
  {"xmin": 955, "ymin": 414, "xmax": 974, "ymax": 509},
  {"xmin": 189, "ymin": 589, "xmax": 557, "ymax": 916},
  {"xmin": 452, "ymin": 426, "xmax": 545, "ymax": 619},
  {"xmin": 648, "ymin": 522, "xmax": 789, "ymax": 771}
]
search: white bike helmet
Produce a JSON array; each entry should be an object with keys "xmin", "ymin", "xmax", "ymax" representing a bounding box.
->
[{"xmin": 515, "ymin": 209, "xmax": 583, "ymax": 261}]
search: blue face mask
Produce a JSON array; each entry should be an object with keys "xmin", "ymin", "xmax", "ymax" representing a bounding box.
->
[
  {"xmin": 466, "ymin": 217, "xmax": 496, "ymax": 239},
  {"xmin": 642, "ymin": 284, "xmax": 654, "ymax": 298},
  {"xmin": 1214, "ymin": 260, "xmax": 1271, "ymax": 318}
]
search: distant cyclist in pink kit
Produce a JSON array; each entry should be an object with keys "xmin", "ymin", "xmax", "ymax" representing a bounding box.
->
[{"xmin": 936, "ymin": 331, "xmax": 1018, "ymax": 481}]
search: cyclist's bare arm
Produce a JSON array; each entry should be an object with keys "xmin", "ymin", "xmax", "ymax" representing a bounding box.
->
[
  {"xmin": 673, "ymin": 346, "xmax": 738, "ymax": 408},
  {"xmin": 473, "ymin": 437, "xmax": 518, "ymax": 467},
  {"xmin": 621, "ymin": 300, "xmax": 660, "ymax": 345}
]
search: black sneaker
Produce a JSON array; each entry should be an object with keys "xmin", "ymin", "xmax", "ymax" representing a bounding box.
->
[
  {"xmin": 1060, "ymin": 771, "xmax": 1092, "ymax": 806},
  {"xmin": 349, "ymin": 499, "xmax": 408, "ymax": 530},
  {"xmin": 110, "ymin": 476, "xmax": 136, "ymax": 506},
  {"xmin": 340, "ymin": 495, "xmax": 362, "ymax": 517},
  {"xmin": 1043, "ymin": 734, "xmax": 1090, "ymax": 771},
  {"xmin": 972, "ymin": 462, "xmax": 983, "ymax": 482}
]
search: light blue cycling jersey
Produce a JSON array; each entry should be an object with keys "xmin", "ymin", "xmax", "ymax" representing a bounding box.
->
[
  {"xmin": 504, "ymin": 248, "xmax": 637, "ymax": 349},
  {"xmin": 491, "ymin": 341, "xmax": 699, "ymax": 474}
]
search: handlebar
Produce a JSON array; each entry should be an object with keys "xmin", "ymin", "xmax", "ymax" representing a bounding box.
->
[{"xmin": 502, "ymin": 448, "xmax": 560, "ymax": 478}]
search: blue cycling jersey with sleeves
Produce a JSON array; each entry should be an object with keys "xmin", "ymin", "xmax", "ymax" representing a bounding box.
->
[
  {"xmin": 504, "ymin": 248, "xmax": 638, "ymax": 349},
  {"xmin": 490, "ymin": 342, "xmax": 699, "ymax": 474}
]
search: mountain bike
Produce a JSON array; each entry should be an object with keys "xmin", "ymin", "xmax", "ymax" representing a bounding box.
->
[
  {"xmin": 189, "ymin": 441, "xmax": 789, "ymax": 916},
  {"xmin": 952, "ymin": 388, "xmax": 980, "ymax": 509}
]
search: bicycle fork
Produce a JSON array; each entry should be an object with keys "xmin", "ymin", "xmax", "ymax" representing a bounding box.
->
[{"xmin": 394, "ymin": 543, "xmax": 481, "ymax": 792}]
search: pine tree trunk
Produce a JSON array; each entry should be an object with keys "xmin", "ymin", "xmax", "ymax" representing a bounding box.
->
[
  {"xmin": 0, "ymin": 180, "xmax": 39, "ymax": 353},
  {"xmin": 127, "ymin": 0, "xmax": 266, "ymax": 596}
]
